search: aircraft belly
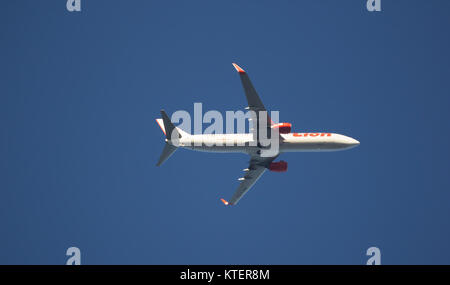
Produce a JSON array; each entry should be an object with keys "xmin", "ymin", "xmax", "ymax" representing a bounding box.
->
[
  {"xmin": 184, "ymin": 142, "xmax": 350, "ymax": 153},
  {"xmin": 280, "ymin": 142, "xmax": 350, "ymax": 152},
  {"xmin": 185, "ymin": 145, "xmax": 250, "ymax": 153}
]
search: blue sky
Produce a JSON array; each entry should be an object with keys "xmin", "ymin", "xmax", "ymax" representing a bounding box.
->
[{"xmin": 1, "ymin": 1, "xmax": 450, "ymax": 264}]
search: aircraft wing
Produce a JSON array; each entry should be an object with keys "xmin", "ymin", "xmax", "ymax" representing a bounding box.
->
[
  {"xmin": 232, "ymin": 63, "xmax": 273, "ymax": 138},
  {"xmin": 232, "ymin": 63, "xmax": 267, "ymax": 112},
  {"xmin": 221, "ymin": 153, "xmax": 278, "ymax": 206}
]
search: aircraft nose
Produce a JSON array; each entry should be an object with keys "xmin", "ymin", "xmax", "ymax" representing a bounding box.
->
[{"xmin": 346, "ymin": 137, "xmax": 360, "ymax": 147}]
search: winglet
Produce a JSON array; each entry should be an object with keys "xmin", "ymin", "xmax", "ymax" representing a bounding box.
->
[
  {"xmin": 220, "ymin": 198, "xmax": 230, "ymax": 206},
  {"xmin": 232, "ymin": 63, "xmax": 245, "ymax": 73}
]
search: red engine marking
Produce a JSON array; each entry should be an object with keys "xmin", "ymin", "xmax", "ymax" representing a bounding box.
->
[
  {"xmin": 293, "ymin": 133, "xmax": 331, "ymax": 137},
  {"xmin": 268, "ymin": 161, "xmax": 288, "ymax": 172},
  {"xmin": 272, "ymin": 123, "xmax": 292, "ymax": 134}
]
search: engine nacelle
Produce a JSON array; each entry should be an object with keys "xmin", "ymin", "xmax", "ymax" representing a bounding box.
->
[
  {"xmin": 268, "ymin": 160, "xmax": 288, "ymax": 172},
  {"xmin": 272, "ymin": 123, "xmax": 292, "ymax": 134}
]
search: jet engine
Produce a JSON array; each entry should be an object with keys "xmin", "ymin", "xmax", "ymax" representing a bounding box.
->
[
  {"xmin": 268, "ymin": 160, "xmax": 288, "ymax": 172},
  {"xmin": 271, "ymin": 123, "xmax": 292, "ymax": 134}
]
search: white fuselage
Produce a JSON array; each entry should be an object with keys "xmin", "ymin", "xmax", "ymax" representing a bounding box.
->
[{"xmin": 177, "ymin": 132, "xmax": 360, "ymax": 154}]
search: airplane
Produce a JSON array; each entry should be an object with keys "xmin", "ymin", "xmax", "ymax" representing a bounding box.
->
[{"xmin": 156, "ymin": 63, "xmax": 360, "ymax": 206}]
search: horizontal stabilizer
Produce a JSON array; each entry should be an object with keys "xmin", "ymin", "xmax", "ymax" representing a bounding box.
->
[{"xmin": 156, "ymin": 143, "xmax": 177, "ymax": 166}]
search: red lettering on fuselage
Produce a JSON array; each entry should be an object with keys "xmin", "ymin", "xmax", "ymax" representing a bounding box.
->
[{"xmin": 293, "ymin": 133, "xmax": 332, "ymax": 137}]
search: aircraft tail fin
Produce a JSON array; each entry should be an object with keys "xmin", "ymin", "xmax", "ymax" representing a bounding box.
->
[
  {"xmin": 156, "ymin": 110, "xmax": 190, "ymax": 138},
  {"xmin": 155, "ymin": 110, "xmax": 190, "ymax": 166},
  {"xmin": 158, "ymin": 110, "xmax": 181, "ymax": 140}
]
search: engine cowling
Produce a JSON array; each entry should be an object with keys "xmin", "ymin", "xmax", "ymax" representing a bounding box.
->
[
  {"xmin": 268, "ymin": 160, "xmax": 288, "ymax": 172},
  {"xmin": 272, "ymin": 123, "xmax": 292, "ymax": 134}
]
